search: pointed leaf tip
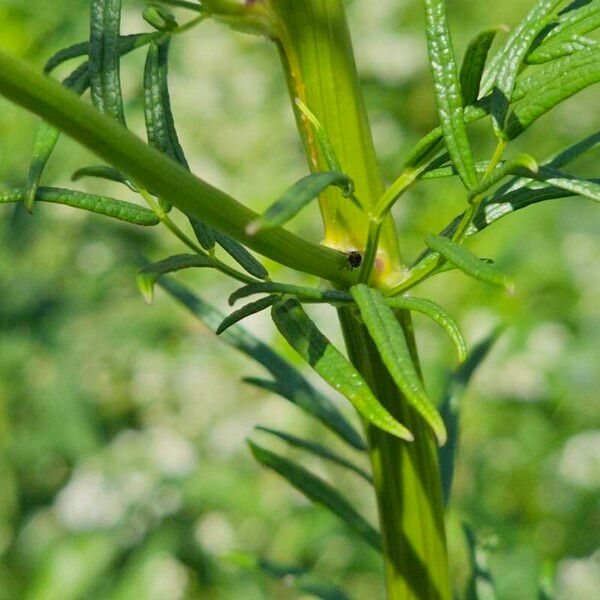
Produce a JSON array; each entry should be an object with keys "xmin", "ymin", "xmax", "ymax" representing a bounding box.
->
[{"xmin": 137, "ymin": 272, "xmax": 156, "ymax": 304}]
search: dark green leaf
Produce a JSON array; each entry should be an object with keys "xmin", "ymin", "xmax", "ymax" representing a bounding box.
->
[
  {"xmin": 158, "ymin": 278, "xmax": 366, "ymax": 450},
  {"xmin": 216, "ymin": 295, "xmax": 278, "ymax": 335},
  {"xmin": 351, "ymin": 285, "xmax": 446, "ymax": 445},
  {"xmin": 255, "ymin": 426, "xmax": 373, "ymax": 483},
  {"xmin": 425, "ymin": 235, "xmax": 513, "ymax": 291},
  {"xmin": 1, "ymin": 187, "xmax": 158, "ymax": 226},
  {"xmin": 464, "ymin": 524, "xmax": 498, "ymax": 600},
  {"xmin": 25, "ymin": 63, "xmax": 90, "ymax": 212},
  {"xmin": 190, "ymin": 218, "xmax": 216, "ymax": 251},
  {"xmin": 246, "ymin": 171, "xmax": 353, "ymax": 235},
  {"xmin": 439, "ymin": 329, "xmax": 502, "ymax": 505},
  {"xmin": 229, "ymin": 282, "xmax": 351, "ymax": 306},
  {"xmin": 272, "ymin": 296, "xmax": 414, "ymax": 441},
  {"xmin": 460, "ymin": 28, "xmax": 501, "ymax": 105},
  {"xmin": 90, "ymin": 0, "xmax": 126, "ymax": 123},
  {"xmin": 71, "ymin": 164, "xmax": 139, "ymax": 191},
  {"xmin": 248, "ymin": 440, "xmax": 382, "ymax": 551},
  {"xmin": 137, "ymin": 254, "xmax": 216, "ymax": 303},
  {"xmin": 214, "ymin": 231, "xmax": 269, "ymax": 280},
  {"xmin": 422, "ymin": 0, "xmax": 477, "ymax": 188},
  {"xmin": 386, "ymin": 295, "xmax": 467, "ymax": 362},
  {"xmin": 143, "ymin": 6, "xmax": 178, "ymax": 31}
]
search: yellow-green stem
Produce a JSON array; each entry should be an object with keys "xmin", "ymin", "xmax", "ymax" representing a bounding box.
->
[{"xmin": 266, "ymin": 2, "xmax": 451, "ymax": 598}]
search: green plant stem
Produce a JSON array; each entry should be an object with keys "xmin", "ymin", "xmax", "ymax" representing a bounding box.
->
[
  {"xmin": 0, "ymin": 50, "xmax": 352, "ymax": 285},
  {"xmin": 267, "ymin": 2, "xmax": 451, "ymax": 598}
]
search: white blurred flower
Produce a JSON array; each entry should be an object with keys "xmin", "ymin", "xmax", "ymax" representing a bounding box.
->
[
  {"xmin": 557, "ymin": 549, "xmax": 600, "ymax": 600},
  {"xmin": 194, "ymin": 512, "xmax": 235, "ymax": 554},
  {"xmin": 559, "ymin": 430, "xmax": 600, "ymax": 490}
]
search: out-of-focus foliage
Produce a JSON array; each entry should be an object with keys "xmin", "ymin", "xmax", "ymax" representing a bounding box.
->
[{"xmin": 0, "ymin": 1, "xmax": 598, "ymax": 598}]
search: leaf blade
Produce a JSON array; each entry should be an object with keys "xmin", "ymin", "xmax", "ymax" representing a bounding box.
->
[
  {"xmin": 216, "ymin": 295, "xmax": 278, "ymax": 335},
  {"xmin": 271, "ymin": 296, "xmax": 414, "ymax": 441},
  {"xmin": 351, "ymin": 285, "xmax": 446, "ymax": 445},
  {"xmin": 460, "ymin": 28, "xmax": 501, "ymax": 106},
  {"xmin": 248, "ymin": 440, "xmax": 381, "ymax": 551}
]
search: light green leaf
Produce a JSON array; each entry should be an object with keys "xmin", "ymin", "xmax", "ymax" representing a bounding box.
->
[
  {"xmin": 386, "ymin": 296, "xmax": 467, "ymax": 363},
  {"xmin": 255, "ymin": 426, "xmax": 373, "ymax": 483},
  {"xmin": 1, "ymin": 186, "xmax": 158, "ymax": 226},
  {"xmin": 271, "ymin": 296, "xmax": 414, "ymax": 441},
  {"xmin": 90, "ymin": 0, "xmax": 126, "ymax": 123},
  {"xmin": 248, "ymin": 440, "xmax": 382, "ymax": 551},
  {"xmin": 71, "ymin": 164, "xmax": 139, "ymax": 191},
  {"xmin": 439, "ymin": 329, "xmax": 502, "ymax": 505},
  {"xmin": 422, "ymin": 158, "xmax": 503, "ymax": 180},
  {"xmin": 422, "ymin": 0, "xmax": 477, "ymax": 188},
  {"xmin": 507, "ymin": 56, "xmax": 600, "ymax": 138},
  {"xmin": 528, "ymin": 0, "xmax": 600, "ymax": 63},
  {"xmin": 143, "ymin": 6, "xmax": 178, "ymax": 31},
  {"xmin": 216, "ymin": 295, "xmax": 278, "ymax": 335},
  {"xmin": 228, "ymin": 282, "xmax": 350, "ymax": 306},
  {"xmin": 351, "ymin": 285, "xmax": 446, "ymax": 445},
  {"xmin": 425, "ymin": 235, "xmax": 514, "ymax": 291},
  {"xmin": 532, "ymin": 166, "xmax": 600, "ymax": 202},
  {"xmin": 467, "ymin": 153, "xmax": 538, "ymax": 200},
  {"xmin": 246, "ymin": 171, "xmax": 353, "ymax": 235},
  {"xmin": 158, "ymin": 278, "xmax": 366, "ymax": 450},
  {"xmin": 137, "ymin": 254, "xmax": 215, "ymax": 303},
  {"xmin": 481, "ymin": 0, "xmax": 562, "ymax": 94},
  {"xmin": 460, "ymin": 28, "xmax": 501, "ymax": 106},
  {"xmin": 490, "ymin": 0, "xmax": 563, "ymax": 136},
  {"xmin": 25, "ymin": 63, "xmax": 90, "ymax": 212}
]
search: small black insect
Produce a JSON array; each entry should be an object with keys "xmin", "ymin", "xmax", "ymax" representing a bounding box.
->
[{"xmin": 346, "ymin": 250, "xmax": 363, "ymax": 269}]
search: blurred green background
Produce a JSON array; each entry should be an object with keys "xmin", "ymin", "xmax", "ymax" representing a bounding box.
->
[{"xmin": 0, "ymin": 1, "xmax": 598, "ymax": 598}]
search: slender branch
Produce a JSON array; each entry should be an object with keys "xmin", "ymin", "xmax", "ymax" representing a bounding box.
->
[{"xmin": 0, "ymin": 50, "xmax": 354, "ymax": 285}]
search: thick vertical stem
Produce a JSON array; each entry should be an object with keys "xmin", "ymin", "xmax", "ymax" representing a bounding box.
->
[{"xmin": 266, "ymin": 1, "xmax": 451, "ymax": 597}]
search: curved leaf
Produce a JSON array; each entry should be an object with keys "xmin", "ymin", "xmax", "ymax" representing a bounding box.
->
[
  {"xmin": 255, "ymin": 426, "xmax": 373, "ymax": 483},
  {"xmin": 229, "ymin": 282, "xmax": 351, "ymax": 306},
  {"xmin": 90, "ymin": 0, "xmax": 126, "ymax": 123},
  {"xmin": 216, "ymin": 295, "xmax": 278, "ymax": 335},
  {"xmin": 351, "ymin": 285, "xmax": 446, "ymax": 445},
  {"xmin": 158, "ymin": 278, "xmax": 366, "ymax": 450},
  {"xmin": 271, "ymin": 296, "xmax": 414, "ymax": 441},
  {"xmin": 460, "ymin": 28, "xmax": 501, "ymax": 105},
  {"xmin": 425, "ymin": 235, "xmax": 513, "ymax": 291},
  {"xmin": 25, "ymin": 63, "xmax": 90, "ymax": 212},
  {"xmin": 246, "ymin": 171, "xmax": 353, "ymax": 235},
  {"xmin": 214, "ymin": 231, "xmax": 269, "ymax": 280},
  {"xmin": 137, "ymin": 254, "xmax": 215, "ymax": 303},
  {"xmin": 1, "ymin": 186, "xmax": 158, "ymax": 226},
  {"xmin": 422, "ymin": 0, "xmax": 477, "ymax": 187},
  {"xmin": 386, "ymin": 296, "xmax": 467, "ymax": 363},
  {"xmin": 248, "ymin": 440, "xmax": 382, "ymax": 551},
  {"xmin": 72, "ymin": 164, "xmax": 139, "ymax": 191}
]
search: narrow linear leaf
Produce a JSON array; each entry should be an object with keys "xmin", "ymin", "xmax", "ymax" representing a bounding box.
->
[
  {"xmin": 528, "ymin": 0, "xmax": 600, "ymax": 63},
  {"xmin": 158, "ymin": 278, "xmax": 366, "ymax": 450},
  {"xmin": 143, "ymin": 6, "xmax": 178, "ymax": 31},
  {"xmin": 506, "ymin": 55, "xmax": 600, "ymax": 138},
  {"xmin": 422, "ymin": 0, "xmax": 478, "ymax": 188},
  {"xmin": 216, "ymin": 295, "xmax": 277, "ymax": 335},
  {"xmin": 386, "ymin": 296, "xmax": 467, "ymax": 363},
  {"xmin": 25, "ymin": 63, "xmax": 90, "ymax": 212},
  {"xmin": 295, "ymin": 98, "xmax": 342, "ymax": 172},
  {"xmin": 44, "ymin": 33, "xmax": 155, "ymax": 74},
  {"xmin": 246, "ymin": 171, "xmax": 353, "ymax": 235},
  {"xmin": 490, "ymin": 0, "xmax": 563, "ymax": 136},
  {"xmin": 72, "ymin": 164, "xmax": 139, "ymax": 191},
  {"xmin": 425, "ymin": 235, "xmax": 513, "ymax": 291},
  {"xmin": 533, "ymin": 167, "xmax": 600, "ymax": 201},
  {"xmin": 481, "ymin": 0, "xmax": 562, "ymax": 94},
  {"xmin": 1, "ymin": 187, "xmax": 158, "ymax": 225},
  {"xmin": 256, "ymin": 426, "xmax": 373, "ymax": 483},
  {"xmin": 351, "ymin": 285, "xmax": 446, "ymax": 445},
  {"xmin": 190, "ymin": 218, "xmax": 216, "ymax": 251},
  {"xmin": 248, "ymin": 440, "xmax": 382, "ymax": 551},
  {"xmin": 422, "ymin": 158, "xmax": 504, "ymax": 180},
  {"xmin": 460, "ymin": 28, "xmax": 501, "ymax": 105},
  {"xmin": 527, "ymin": 35, "xmax": 598, "ymax": 63},
  {"xmin": 229, "ymin": 282, "xmax": 351, "ymax": 306},
  {"xmin": 468, "ymin": 153, "xmax": 539, "ymax": 200},
  {"xmin": 464, "ymin": 524, "xmax": 498, "ymax": 600},
  {"xmin": 214, "ymin": 231, "xmax": 269, "ymax": 280},
  {"xmin": 271, "ymin": 296, "xmax": 414, "ymax": 441},
  {"xmin": 137, "ymin": 254, "xmax": 215, "ymax": 303},
  {"xmin": 90, "ymin": 0, "xmax": 126, "ymax": 123},
  {"xmin": 439, "ymin": 328, "xmax": 502, "ymax": 505}
]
